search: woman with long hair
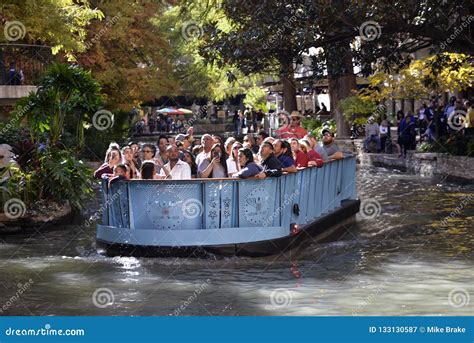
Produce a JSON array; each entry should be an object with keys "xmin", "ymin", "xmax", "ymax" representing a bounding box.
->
[
  {"xmin": 94, "ymin": 143, "xmax": 122, "ymax": 179},
  {"xmin": 140, "ymin": 161, "xmax": 159, "ymax": 180},
  {"xmin": 226, "ymin": 141, "xmax": 243, "ymax": 177},
  {"xmin": 182, "ymin": 150, "xmax": 198, "ymax": 178},
  {"xmin": 197, "ymin": 143, "xmax": 228, "ymax": 178},
  {"xmin": 121, "ymin": 146, "xmax": 139, "ymax": 179},
  {"xmin": 233, "ymin": 147, "xmax": 262, "ymax": 179}
]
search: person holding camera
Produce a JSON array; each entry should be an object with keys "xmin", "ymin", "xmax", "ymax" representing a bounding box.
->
[{"xmin": 197, "ymin": 143, "xmax": 228, "ymax": 178}]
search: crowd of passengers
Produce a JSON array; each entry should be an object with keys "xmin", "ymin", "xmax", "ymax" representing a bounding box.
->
[{"xmin": 94, "ymin": 111, "xmax": 344, "ymax": 184}]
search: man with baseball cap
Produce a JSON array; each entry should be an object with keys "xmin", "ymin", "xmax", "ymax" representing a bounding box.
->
[
  {"xmin": 175, "ymin": 133, "xmax": 191, "ymax": 150},
  {"xmin": 321, "ymin": 128, "xmax": 343, "ymax": 160}
]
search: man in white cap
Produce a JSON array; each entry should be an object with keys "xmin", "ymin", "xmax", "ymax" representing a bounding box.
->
[{"xmin": 175, "ymin": 133, "xmax": 191, "ymax": 150}]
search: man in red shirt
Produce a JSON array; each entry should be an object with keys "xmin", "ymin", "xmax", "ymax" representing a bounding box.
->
[
  {"xmin": 290, "ymin": 138, "xmax": 309, "ymax": 168},
  {"xmin": 275, "ymin": 111, "xmax": 308, "ymax": 139}
]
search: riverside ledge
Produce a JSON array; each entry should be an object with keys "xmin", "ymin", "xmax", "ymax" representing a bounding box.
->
[
  {"xmin": 360, "ymin": 151, "xmax": 474, "ymax": 183},
  {"xmin": 336, "ymin": 139, "xmax": 474, "ymax": 183}
]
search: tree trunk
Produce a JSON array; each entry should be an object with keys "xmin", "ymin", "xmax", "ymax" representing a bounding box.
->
[
  {"xmin": 281, "ymin": 72, "xmax": 297, "ymax": 113},
  {"xmin": 326, "ymin": 41, "xmax": 357, "ymax": 138}
]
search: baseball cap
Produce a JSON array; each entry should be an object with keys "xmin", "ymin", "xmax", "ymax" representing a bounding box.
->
[
  {"xmin": 322, "ymin": 128, "xmax": 334, "ymax": 136},
  {"xmin": 175, "ymin": 133, "xmax": 190, "ymax": 142}
]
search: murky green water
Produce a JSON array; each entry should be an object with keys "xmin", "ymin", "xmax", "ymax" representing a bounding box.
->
[{"xmin": 0, "ymin": 166, "xmax": 473, "ymax": 315}]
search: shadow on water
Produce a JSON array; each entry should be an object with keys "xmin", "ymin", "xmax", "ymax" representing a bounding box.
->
[{"xmin": 0, "ymin": 166, "xmax": 473, "ymax": 315}]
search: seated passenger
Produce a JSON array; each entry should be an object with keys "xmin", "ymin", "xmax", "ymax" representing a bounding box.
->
[
  {"xmin": 94, "ymin": 146, "xmax": 121, "ymax": 179},
  {"xmin": 263, "ymin": 136, "xmax": 275, "ymax": 145},
  {"xmin": 122, "ymin": 146, "xmax": 139, "ymax": 179},
  {"xmin": 226, "ymin": 141, "xmax": 243, "ymax": 177},
  {"xmin": 233, "ymin": 148, "xmax": 263, "ymax": 179},
  {"xmin": 192, "ymin": 144, "xmax": 203, "ymax": 157},
  {"xmin": 159, "ymin": 145, "xmax": 191, "ymax": 180},
  {"xmin": 129, "ymin": 142, "xmax": 142, "ymax": 168},
  {"xmin": 175, "ymin": 133, "xmax": 191, "ymax": 151},
  {"xmin": 109, "ymin": 164, "xmax": 128, "ymax": 186},
  {"xmin": 275, "ymin": 111, "xmax": 308, "ymax": 139},
  {"xmin": 321, "ymin": 129, "xmax": 344, "ymax": 160},
  {"xmin": 273, "ymin": 139, "xmax": 297, "ymax": 173},
  {"xmin": 142, "ymin": 143, "xmax": 161, "ymax": 174},
  {"xmin": 196, "ymin": 134, "xmax": 213, "ymax": 167},
  {"xmin": 224, "ymin": 137, "xmax": 237, "ymax": 157},
  {"xmin": 140, "ymin": 161, "xmax": 159, "ymax": 180},
  {"xmin": 290, "ymin": 138, "xmax": 309, "ymax": 168},
  {"xmin": 304, "ymin": 133, "xmax": 329, "ymax": 162},
  {"xmin": 197, "ymin": 143, "xmax": 228, "ymax": 178},
  {"xmin": 182, "ymin": 151, "xmax": 198, "ymax": 178},
  {"xmin": 300, "ymin": 140, "xmax": 323, "ymax": 167},
  {"xmin": 243, "ymin": 135, "xmax": 257, "ymax": 154},
  {"xmin": 255, "ymin": 142, "xmax": 282, "ymax": 179}
]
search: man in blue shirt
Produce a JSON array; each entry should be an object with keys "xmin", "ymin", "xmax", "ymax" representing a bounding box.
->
[{"xmin": 272, "ymin": 139, "xmax": 297, "ymax": 173}]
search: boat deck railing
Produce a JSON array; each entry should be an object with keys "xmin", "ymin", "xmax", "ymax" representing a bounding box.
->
[{"xmin": 100, "ymin": 155, "xmax": 357, "ymax": 231}]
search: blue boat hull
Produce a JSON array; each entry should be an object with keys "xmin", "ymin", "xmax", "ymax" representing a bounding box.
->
[
  {"xmin": 95, "ymin": 156, "xmax": 359, "ymax": 257},
  {"xmin": 97, "ymin": 199, "xmax": 360, "ymax": 257}
]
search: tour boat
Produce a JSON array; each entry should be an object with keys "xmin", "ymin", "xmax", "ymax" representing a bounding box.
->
[{"xmin": 96, "ymin": 155, "xmax": 360, "ymax": 257}]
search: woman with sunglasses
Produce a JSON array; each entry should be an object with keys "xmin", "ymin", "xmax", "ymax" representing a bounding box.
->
[{"xmin": 226, "ymin": 141, "xmax": 243, "ymax": 177}]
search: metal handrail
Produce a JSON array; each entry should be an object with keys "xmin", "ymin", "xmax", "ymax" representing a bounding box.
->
[{"xmin": 101, "ymin": 155, "xmax": 357, "ymax": 231}]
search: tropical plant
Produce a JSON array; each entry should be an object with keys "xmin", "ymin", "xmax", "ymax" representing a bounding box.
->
[
  {"xmin": 14, "ymin": 63, "xmax": 103, "ymax": 152},
  {"xmin": 3, "ymin": 147, "xmax": 94, "ymax": 211},
  {"xmin": 36, "ymin": 148, "xmax": 94, "ymax": 210}
]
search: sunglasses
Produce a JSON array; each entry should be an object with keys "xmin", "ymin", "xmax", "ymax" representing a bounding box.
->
[{"xmin": 291, "ymin": 118, "xmax": 300, "ymax": 121}]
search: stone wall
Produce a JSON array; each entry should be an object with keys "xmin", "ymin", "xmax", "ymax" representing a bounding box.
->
[
  {"xmin": 335, "ymin": 138, "xmax": 473, "ymax": 183},
  {"xmin": 359, "ymin": 151, "xmax": 474, "ymax": 183}
]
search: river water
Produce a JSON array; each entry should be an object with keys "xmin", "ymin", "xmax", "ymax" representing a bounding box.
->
[{"xmin": 0, "ymin": 166, "xmax": 473, "ymax": 316}]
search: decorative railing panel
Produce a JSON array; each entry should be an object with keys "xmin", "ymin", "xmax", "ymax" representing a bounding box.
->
[{"xmin": 101, "ymin": 156, "xmax": 357, "ymax": 232}]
